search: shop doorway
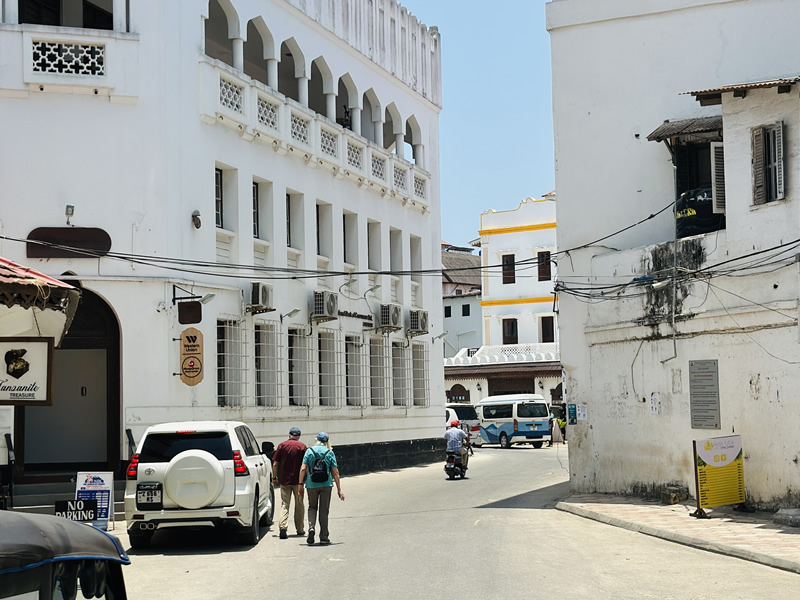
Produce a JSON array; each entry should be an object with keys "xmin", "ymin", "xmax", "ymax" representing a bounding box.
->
[{"xmin": 15, "ymin": 287, "xmax": 120, "ymax": 480}]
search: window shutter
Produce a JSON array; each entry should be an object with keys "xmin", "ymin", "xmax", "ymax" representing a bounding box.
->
[
  {"xmin": 710, "ymin": 142, "xmax": 726, "ymax": 214},
  {"xmin": 774, "ymin": 121, "xmax": 785, "ymax": 200},
  {"xmin": 752, "ymin": 127, "xmax": 765, "ymax": 205}
]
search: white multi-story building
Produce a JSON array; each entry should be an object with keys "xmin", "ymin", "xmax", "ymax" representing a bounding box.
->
[
  {"xmin": 549, "ymin": 0, "xmax": 800, "ymax": 508},
  {"xmin": 0, "ymin": 0, "xmax": 443, "ymax": 479},
  {"xmin": 445, "ymin": 196, "xmax": 561, "ymax": 404},
  {"xmin": 441, "ymin": 243, "xmax": 481, "ymax": 360}
]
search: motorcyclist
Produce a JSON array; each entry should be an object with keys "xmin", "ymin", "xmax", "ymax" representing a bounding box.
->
[{"xmin": 444, "ymin": 420, "xmax": 470, "ymax": 471}]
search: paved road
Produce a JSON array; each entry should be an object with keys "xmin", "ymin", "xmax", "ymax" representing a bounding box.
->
[{"xmin": 121, "ymin": 444, "xmax": 799, "ymax": 599}]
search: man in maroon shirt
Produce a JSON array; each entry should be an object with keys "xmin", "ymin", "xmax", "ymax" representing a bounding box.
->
[{"xmin": 272, "ymin": 427, "xmax": 307, "ymax": 539}]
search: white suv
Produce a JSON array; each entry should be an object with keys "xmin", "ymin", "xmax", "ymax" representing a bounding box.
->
[{"xmin": 124, "ymin": 421, "xmax": 274, "ymax": 548}]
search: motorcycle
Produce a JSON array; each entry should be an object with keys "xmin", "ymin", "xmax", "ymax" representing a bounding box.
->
[{"xmin": 444, "ymin": 451, "xmax": 466, "ymax": 479}]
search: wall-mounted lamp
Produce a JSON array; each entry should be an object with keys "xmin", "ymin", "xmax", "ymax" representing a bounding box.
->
[
  {"xmin": 538, "ymin": 380, "xmax": 544, "ymax": 390},
  {"xmin": 432, "ymin": 331, "xmax": 448, "ymax": 343},
  {"xmin": 339, "ymin": 278, "xmax": 357, "ymax": 293},
  {"xmin": 200, "ymin": 293, "xmax": 216, "ymax": 304},
  {"xmin": 65, "ymin": 205, "xmax": 75, "ymax": 226},
  {"xmin": 476, "ymin": 382, "xmax": 482, "ymax": 392},
  {"xmin": 281, "ymin": 308, "xmax": 300, "ymax": 323},
  {"xmin": 192, "ymin": 210, "xmax": 202, "ymax": 229},
  {"xmin": 364, "ymin": 284, "xmax": 381, "ymax": 296}
]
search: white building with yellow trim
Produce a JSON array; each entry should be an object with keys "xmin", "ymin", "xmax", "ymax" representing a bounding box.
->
[{"xmin": 444, "ymin": 195, "xmax": 562, "ymax": 404}]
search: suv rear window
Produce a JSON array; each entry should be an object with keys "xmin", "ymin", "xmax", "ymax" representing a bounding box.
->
[
  {"xmin": 139, "ymin": 432, "xmax": 233, "ymax": 463},
  {"xmin": 450, "ymin": 405, "xmax": 478, "ymax": 421},
  {"xmin": 518, "ymin": 403, "xmax": 549, "ymax": 418}
]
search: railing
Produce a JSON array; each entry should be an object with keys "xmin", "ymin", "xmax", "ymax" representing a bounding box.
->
[
  {"xmin": 445, "ymin": 343, "xmax": 560, "ymax": 366},
  {"xmin": 200, "ymin": 58, "xmax": 431, "ymax": 209}
]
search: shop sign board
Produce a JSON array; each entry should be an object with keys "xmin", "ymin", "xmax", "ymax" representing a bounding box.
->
[
  {"xmin": 692, "ymin": 435, "xmax": 745, "ymax": 512},
  {"xmin": 0, "ymin": 337, "xmax": 54, "ymax": 406},
  {"xmin": 75, "ymin": 471, "xmax": 114, "ymax": 530},
  {"xmin": 180, "ymin": 327, "xmax": 204, "ymax": 386}
]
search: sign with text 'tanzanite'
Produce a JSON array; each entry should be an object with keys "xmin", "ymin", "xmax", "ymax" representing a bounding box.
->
[{"xmin": 0, "ymin": 337, "xmax": 54, "ymax": 406}]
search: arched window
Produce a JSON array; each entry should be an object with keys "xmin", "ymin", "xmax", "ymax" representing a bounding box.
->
[
  {"xmin": 405, "ymin": 115, "xmax": 423, "ymax": 167},
  {"xmin": 336, "ymin": 74, "xmax": 358, "ymax": 130},
  {"xmin": 278, "ymin": 38, "xmax": 305, "ymax": 103},
  {"xmin": 205, "ymin": 0, "xmax": 238, "ymax": 68},
  {"xmin": 384, "ymin": 103, "xmax": 403, "ymax": 156},
  {"xmin": 309, "ymin": 57, "xmax": 333, "ymax": 118},
  {"xmin": 361, "ymin": 89, "xmax": 381, "ymax": 144},
  {"xmin": 448, "ymin": 384, "xmax": 469, "ymax": 403}
]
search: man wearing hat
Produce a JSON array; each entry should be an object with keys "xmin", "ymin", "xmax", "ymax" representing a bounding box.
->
[
  {"xmin": 298, "ymin": 432, "xmax": 345, "ymax": 545},
  {"xmin": 272, "ymin": 427, "xmax": 307, "ymax": 539}
]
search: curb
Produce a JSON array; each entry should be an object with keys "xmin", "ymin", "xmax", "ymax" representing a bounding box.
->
[{"xmin": 555, "ymin": 501, "xmax": 800, "ymax": 576}]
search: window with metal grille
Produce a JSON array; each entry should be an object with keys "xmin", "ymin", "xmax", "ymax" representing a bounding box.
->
[
  {"xmin": 252, "ymin": 182, "xmax": 259, "ymax": 238},
  {"xmin": 215, "ymin": 168, "xmax": 224, "ymax": 228},
  {"xmin": 369, "ymin": 336, "xmax": 388, "ymax": 407},
  {"xmin": 286, "ymin": 193, "xmax": 292, "ymax": 247},
  {"xmin": 217, "ymin": 318, "xmax": 245, "ymax": 406},
  {"xmin": 752, "ymin": 122, "xmax": 784, "ymax": 205},
  {"xmin": 318, "ymin": 329, "xmax": 339, "ymax": 407},
  {"xmin": 538, "ymin": 251, "xmax": 551, "ymax": 281},
  {"xmin": 345, "ymin": 335, "xmax": 364, "ymax": 406},
  {"xmin": 502, "ymin": 254, "xmax": 515, "ymax": 284},
  {"xmin": 412, "ymin": 342, "xmax": 429, "ymax": 407},
  {"xmin": 392, "ymin": 341, "xmax": 409, "ymax": 406},
  {"xmin": 502, "ymin": 318, "xmax": 518, "ymax": 345},
  {"xmin": 288, "ymin": 326, "xmax": 311, "ymax": 406},
  {"xmin": 541, "ymin": 316, "xmax": 555, "ymax": 343},
  {"xmin": 255, "ymin": 321, "xmax": 281, "ymax": 407}
]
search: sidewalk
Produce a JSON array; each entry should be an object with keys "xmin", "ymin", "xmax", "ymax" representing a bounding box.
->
[{"xmin": 556, "ymin": 494, "xmax": 800, "ymax": 574}]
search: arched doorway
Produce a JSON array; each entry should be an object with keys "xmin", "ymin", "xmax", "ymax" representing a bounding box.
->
[
  {"xmin": 446, "ymin": 384, "xmax": 470, "ymax": 403},
  {"xmin": 16, "ymin": 286, "xmax": 121, "ymax": 479}
]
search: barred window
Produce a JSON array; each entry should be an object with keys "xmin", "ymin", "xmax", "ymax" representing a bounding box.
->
[
  {"xmin": 412, "ymin": 342, "xmax": 429, "ymax": 407},
  {"xmin": 369, "ymin": 336, "xmax": 388, "ymax": 407},
  {"xmin": 255, "ymin": 321, "xmax": 281, "ymax": 407},
  {"xmin": 345, "ymin": 335, "xmax": 364, "ymax": 406},
  {"xmin": 288, "ymin": 326, "xmax": 312, "ymax": 406},
  {"xmin": 318, "ymin": 329, "xmax": 339, "ymax": 407},
  {"xmin": 391, "ymin": 341, "xmax": 410, "ymax": 407},
  {"xmin": 215, "ymin": 168, "xmax": 224, "ymax": 228},
  {"xmin": 217, "ymin": 318, "xmax": 245, "ymax": 407}
]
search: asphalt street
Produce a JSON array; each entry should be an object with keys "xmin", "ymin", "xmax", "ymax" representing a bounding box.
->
[{"xmin": 121, "ymin": 444, "xmax": 800, "ymax": 599}]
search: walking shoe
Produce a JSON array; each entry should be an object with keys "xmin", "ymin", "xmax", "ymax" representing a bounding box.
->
[
  {"xmin": 279, "ymin": 529, "xmax": 288, "ymax": 539},
  {"xmin": 320, "ymin": 538, "xmax": 331, "ymax": 545},
  {"xmin": 297, "ymin": 531, "xmax": 305, "ymax": 536},
  {"xmin": 307, "ymin": 531, "xmax": 315, "ymax": 545}
]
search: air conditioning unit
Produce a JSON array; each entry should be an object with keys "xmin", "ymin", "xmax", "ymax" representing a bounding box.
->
[
  {"xmin": 247, "ymin": 282, "xmax": 274, "ymax": 313},
  {"xmin": 378, "ymin": 303, "xmax": 402, "ymax": 331},
  {"xmin": 311, "ymin": 291, "xmax": 338, "ymax": 322},
  {"xmin": 408, "ymin": 309, "xmax": 429, "ymax": 336}
]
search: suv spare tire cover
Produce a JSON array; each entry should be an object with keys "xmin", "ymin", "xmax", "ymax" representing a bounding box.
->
[{"xmin": 164, "ymin": 449, "xmax": 226, "ymax": 509}]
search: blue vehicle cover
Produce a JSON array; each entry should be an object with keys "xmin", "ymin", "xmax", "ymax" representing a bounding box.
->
[{"xmin": 0, "ymin": 511, "xmax": 130, "ymax": 599}]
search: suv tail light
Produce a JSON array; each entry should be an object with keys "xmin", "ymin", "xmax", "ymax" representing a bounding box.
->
[
  {"xmin": 233, "ymin": 451, "xmax": 249, "ymax": 476},
  {"xmin": 126, "ymin": 454, "xmax": 140, "ymax": 480},
  {"xmin": 513, "ymin": 419, "xmax": 518, "ymax": 432}
]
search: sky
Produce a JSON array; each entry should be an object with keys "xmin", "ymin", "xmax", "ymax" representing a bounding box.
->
[{"xmin": 397, "ymin": 0, "xmax": 554, "ymax": 247}]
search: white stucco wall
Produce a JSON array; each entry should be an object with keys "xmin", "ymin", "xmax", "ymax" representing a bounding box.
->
[
  {"xmin": 0, "ymin": 0, "xmax": 444, "ymax": 459},
  {"xmin": 442, "ymin": 295, "xmax": 481, "ymax": 358},
  {"xmin": 549, "ymin": 0, "xmax": 800, "ymax": 507}
]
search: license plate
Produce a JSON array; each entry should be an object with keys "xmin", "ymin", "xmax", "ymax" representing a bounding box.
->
[
  {"xmin": 527, "ymin": 424, "xmax": 536, "ymax": 429},
  {"xmin": 137, "ymin": 483, "xmax": 162, "ymax": 509}
]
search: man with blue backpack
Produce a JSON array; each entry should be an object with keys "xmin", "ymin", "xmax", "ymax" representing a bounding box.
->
[{"xmin": 298, "ymin": 432, "xmax": 345, "ymax": 546}]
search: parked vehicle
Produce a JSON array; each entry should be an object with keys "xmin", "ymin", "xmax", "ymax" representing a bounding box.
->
[
  {"xmin": 0, "ymin": 511, "xmax": 130, "ymax": 600},
  {"xmin": 124, "ymin": 421, "xmax": 275, "ymax": 548},
  {"xmin": 445, "ymin": 403, "xmax": 483, "ymax": 446},
  {"xmin": 444, "ymin": 450, "xmax": 467, "ymax": 480},
  {"xmin": 476, "ymin": 394, "xmax": 552, "ymax": 448}
]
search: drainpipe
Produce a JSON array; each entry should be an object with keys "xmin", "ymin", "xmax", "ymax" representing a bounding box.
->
[{"xmin": 661, "ymin": 139, "xmax": 678, "ymax": 364}]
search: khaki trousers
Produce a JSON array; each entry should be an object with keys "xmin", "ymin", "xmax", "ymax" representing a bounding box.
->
[
  {"xmin": 306, "ymin": 486, "xmax": 333, "ymax": 541},
  {"xmin": 278, "ymin": 484, "xmax": 305, "ymax": 533},
  {"xmin": 460, "ymin": 446, "xmax": 469, "ymax": 469}
]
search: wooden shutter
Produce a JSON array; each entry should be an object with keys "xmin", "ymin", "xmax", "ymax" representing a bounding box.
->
[
  {"xmin": 541, "ymin": 316, "xmax": 555, "ymax": 343},
  {"xmin": 710, "ymin": 142, "xmax": 726, "ymax": 214},
  {"xmin": 538, "ymin": 251, "xmax": 552, "ymax": 281},
  {"xmin": 751, "ymin": 127, "xmax": 765, "ymax": 205},
  {"xmin": 774, "ymin": 121, "xmax": 785, "ymax": 200}
]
